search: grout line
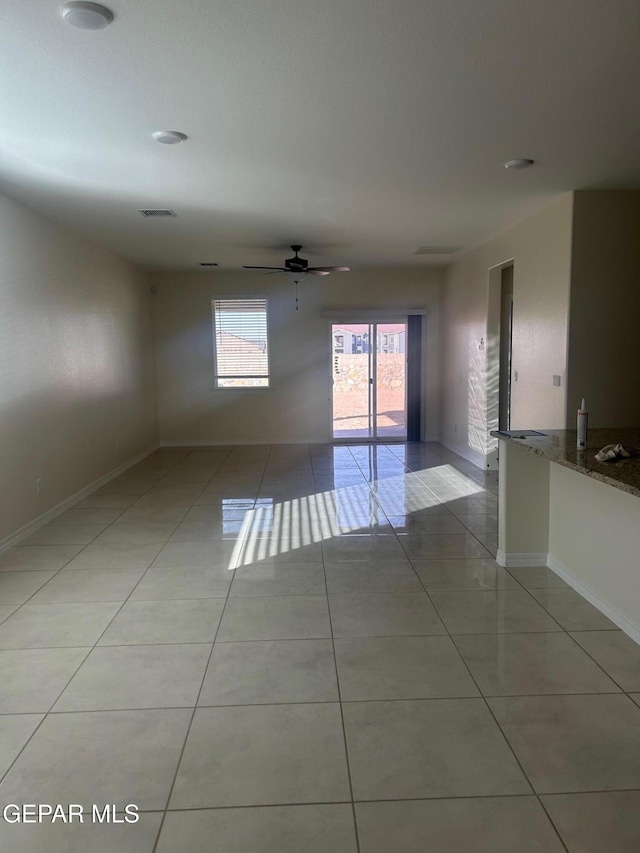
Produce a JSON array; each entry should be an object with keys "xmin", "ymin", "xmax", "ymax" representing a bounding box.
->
[
  {"xmin": 0, "ymin": 446, "xmax": 197, "ymax": 789},
  {"xmin": 563, "ymin": 638, "xmax": 633, "ymax": 695},
  {"xmin": 0, "ymin": 689, "xmax": 626, "ymax": 718},
  {"xmin": 2, "ymin": 628, "xmax": 614, "ymax": 651},
  {"xmin": 518, "ymin": 608, "xmax": 632, "ymax": 696},
  {"xmin": 406, "ymin": 522, "xmax": 572, "ymax": 852},
  {"xmin": 0, "ymin": 787, "xmax": 640, "ymax": 812},
  {"xmin": 151, "ymin": 442, "xmax": 273, "ymax": 853},
  {"xmin": 45, "ymin": 783, "xmax": 639, "ymax": 816},
  {"xmin": 536, "ymin": 795, "xmax": 572, "ymax": 852},
  {"xmin": 151, "ymin": 786, "xmax": 640, "ymax": 809},
  {"xmin": 318, "ymin": 446, "xmax": 362, "ymax": 853}
]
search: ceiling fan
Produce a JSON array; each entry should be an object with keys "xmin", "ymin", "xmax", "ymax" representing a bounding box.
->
[{"xmin": 243, "ymin": 245, "xmax": 350, "ymax": 279}]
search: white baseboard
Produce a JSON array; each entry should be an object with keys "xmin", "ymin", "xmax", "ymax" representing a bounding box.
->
[
  {"xmin": 161, "ymin": 438, "xmax": 417, "ymax": 447},
  {"xmin": 437, "ymin": 439, "xmax": 486, "ymax": 470},
  {"xmin": 161, "ymin": 440, "xmax": 237, "ymax": 447},
  {"xmin": 547, "ymin": 554, "xmax": 640, "ymax": 645},
  {"xmin": 496, "ymin": 549, "xmax": 548, "ymax": 568},
  {"xmin": 484, "ymin": 448, "xmax": 499, "ymax": 472},
  {"xmin": 160, "ymin": 439, "xmax": 320, "ymax": 447},
  {"xmin": 0, "ymin": 443, "xmax": 159, "ymax": 555}
]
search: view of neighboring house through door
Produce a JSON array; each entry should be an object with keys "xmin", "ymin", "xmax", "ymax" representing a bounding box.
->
[{"xmin": 331, "ymin": 322, "xmax": 407, "ymax": 440}]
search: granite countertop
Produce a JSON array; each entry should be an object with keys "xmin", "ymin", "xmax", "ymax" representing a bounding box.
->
[{"xmin": 490, "ymin": 427, "xmax": 640, "ymax": 498}]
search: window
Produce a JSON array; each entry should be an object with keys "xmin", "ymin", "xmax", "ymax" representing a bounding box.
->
[{"xmin": 212, "ymin": 297, "xmax": 270, "ymax": 388}]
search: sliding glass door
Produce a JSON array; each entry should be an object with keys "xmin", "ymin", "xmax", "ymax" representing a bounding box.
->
[
  {"xmin": 331, "ymin": 322, "xmax": 407, "ymax": 440},
  {"xmin": 375, "ymin": 323, "xmax": 407, "ymax": 438}
]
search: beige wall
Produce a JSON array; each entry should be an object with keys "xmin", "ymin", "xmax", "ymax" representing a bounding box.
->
[
  {"xmin": 151, "ymin": 268, "xmax": 440, "ymax": 444},
  {"xmin": 548, "ymin": 462, "xmax": 640, "ymax": 641},
  {"xmin": 497, "ymin": 439, "xmax": 550, "ymax": 564},
  {"xmin": 567, "ymin": 190, "xmax": 640, "ymax": 427},
  {"xmin": 0, "ymin": 193, "xmax": 158, "ymax": 542},
  {"xmin": 439, "ymin": 194, "xmax": 574, "ymax": 466},
  {"xmin": 496, "ymin": 439, "xmax": 640, "ymax": 640}
]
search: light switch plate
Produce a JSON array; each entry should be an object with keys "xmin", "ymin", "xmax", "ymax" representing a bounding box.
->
[{"xmin": 553, "ymin": 375, "xmax": 561, "ymax": 386}]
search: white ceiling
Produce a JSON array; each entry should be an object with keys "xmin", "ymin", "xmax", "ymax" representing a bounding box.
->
[{"xmin": 1, "ymin": 0, "xmax": 640, "ymax": 270}]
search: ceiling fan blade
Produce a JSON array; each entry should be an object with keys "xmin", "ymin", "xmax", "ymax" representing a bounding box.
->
[
  {"xmin": 242, "ymin": 265, "xmax": 287, "ymax": 270},
  {"xmin": 307, "ymin": 266, "xmax": 351, "ymax": 272},
  {"xmin": 305, "ymin": 270, "xmax": 331, "ymax": 276}
]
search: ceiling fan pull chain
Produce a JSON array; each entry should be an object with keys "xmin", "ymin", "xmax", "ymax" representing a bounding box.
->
[{"xmin": 295, "ymin": 280, "xmax": 299, "ymax": 311}]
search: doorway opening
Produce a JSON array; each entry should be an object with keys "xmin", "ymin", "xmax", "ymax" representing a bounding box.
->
[
  {"xmin": 331, "ymin": 322, "xmax": 407, "ymax": 440},
  {"xmin": 486, "ymin": 259, "xmax": 515, "ymax": 468},
  {"xmin": 498, "ymin": 265, "xmax": 514, "ymax": 430}
]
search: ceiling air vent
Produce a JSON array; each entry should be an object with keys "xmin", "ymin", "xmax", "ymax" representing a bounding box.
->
[
  {"xmin": 414, "ymin": 245, "xmax": 463, "ymax": 255},
  {"xmin": 138, "ymin": 209, "xmax": 177, "ymax": 217}
]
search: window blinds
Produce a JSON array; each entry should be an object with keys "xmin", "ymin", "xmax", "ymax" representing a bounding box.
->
[{"xmin": 212, "ymin": 298, "xmax": 270, "ymax": 387}]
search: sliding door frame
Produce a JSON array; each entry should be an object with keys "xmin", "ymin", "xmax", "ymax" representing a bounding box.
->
[{"xmin": 330, "ymin": 318, "xmax": 409, "ymax": 443}]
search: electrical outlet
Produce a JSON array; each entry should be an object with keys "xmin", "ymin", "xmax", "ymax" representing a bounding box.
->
[{"xmin": 36, "ymin": 479, "xmax": 42, "ymax": 495}]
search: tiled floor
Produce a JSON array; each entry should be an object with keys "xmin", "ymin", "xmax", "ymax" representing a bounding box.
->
[{"xmin": 1, "ymin": 442, "xmax": 640, "ymax": 851}]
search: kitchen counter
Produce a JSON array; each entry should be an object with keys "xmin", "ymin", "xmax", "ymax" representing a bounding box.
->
[
  {"xmin": 490, "ymin": 428, "xmax": 640, "ymax": 498},
  {"xmin": 493, "ymin": 428, "xmax": 640, "ymax": 644}
]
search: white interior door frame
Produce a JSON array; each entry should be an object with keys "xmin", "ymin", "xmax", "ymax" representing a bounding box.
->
[{"xmin": 486, "ymin": 258, "xmax": 515, "ymax": 469}]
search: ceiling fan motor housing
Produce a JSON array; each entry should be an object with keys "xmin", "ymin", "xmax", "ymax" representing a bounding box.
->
[{"xmin": 285, "ymin": 245, "xmax": 308, "ymax": 271}]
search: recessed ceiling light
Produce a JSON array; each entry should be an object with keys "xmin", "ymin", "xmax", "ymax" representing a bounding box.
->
[
  {"xmin": 152, "ymin": 130, "xmax": 188, "ymax": 145},
  {"xmin": 504, "ymin": 158, "xmax": 534, "ymax": 170},
  {"xmin": 61, "ymin": 2, "xmax": 113, "ymax": 29}
]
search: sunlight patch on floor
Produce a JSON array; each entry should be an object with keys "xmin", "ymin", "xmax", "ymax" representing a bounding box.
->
[{"xmin": 228, "ymin": 465, "xmax": 485, "ymax": 568}]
